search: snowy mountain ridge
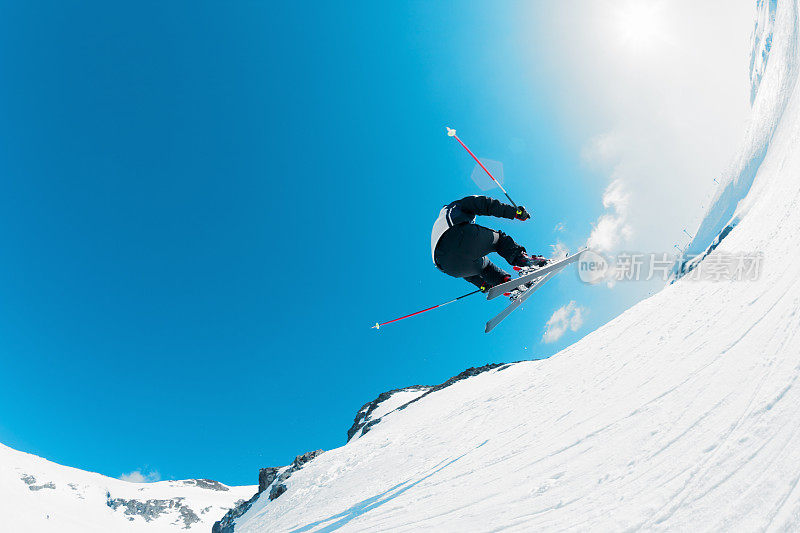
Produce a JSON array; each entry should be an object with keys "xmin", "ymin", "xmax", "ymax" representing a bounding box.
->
[
  {"xmin": 679, "ymin": 0, "xmax": 796, "ymax": 275},
  {"xmin": 0, "ymin": 441, "xmax": 256, "ymax": 532},
  {"xmin": 225, "ymin": 0, "xmax": 800, "ymax": 530},
  {"xmin": 0, "ymin": 364, "xmax": 518, "ymax": 532},
  {"xmin": 346, "ymin": 364, "xmax": 510, "ymax": 442}
]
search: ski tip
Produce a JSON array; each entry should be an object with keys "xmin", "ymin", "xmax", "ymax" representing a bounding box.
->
[{"xmin": 446, "ymin": 126, "xmax": 456, "ymax": 137}]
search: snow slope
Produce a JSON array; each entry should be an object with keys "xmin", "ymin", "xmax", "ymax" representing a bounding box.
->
[
  {"xmin": 230, "ymin": 1, "xmax": 800, "ymax": 531},
  {"xmin": 0, "ymin": 442, "xmax": 256, "ymax": 532},
  {"xmin": 681, "ymin": 0, "xmax": 794, "ymax": 270}
]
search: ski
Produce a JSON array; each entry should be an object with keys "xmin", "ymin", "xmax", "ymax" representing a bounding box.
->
[
  {"xmin": 485, "ymin": 248, "xmax": 587, "ymax": 300},
  {"xmin": 484, "ymin": 269, "xmax": 560, "ymax": 333}
]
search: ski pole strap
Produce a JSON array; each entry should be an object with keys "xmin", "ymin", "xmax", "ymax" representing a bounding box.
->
[{"xmin": 372, "ymin": 289, "xmax": 482, "ymax": 330}]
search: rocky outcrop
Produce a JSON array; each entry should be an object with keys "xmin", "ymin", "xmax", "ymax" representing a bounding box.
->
[
  {"xmin": 347, "ymin": 363, "xmax": 512, "ymax": 442},
  {"xmin": 269, "ymin": 483, "xmax": 286, "ymax": 500},
  {"xmin": 20, "ymin": 474, "xmax": 56, "ymax": 491},
  {"xmin": 213, "ymin": 450, "xmax": 324, "ymax": 533},
  {"xmin": 212, "ymin": 493, "xmax": 260, "ymax": 533},
  {"xmin": 397, "ymin": 364, "xmax": 510, "ymax": 411},
  {"xmin": 290, "ymin": 450, "xmax": 324, "ymax": 470},
  {"xmin": 267, "ymin": 450, "xmax": 324, "ymax": 502},
  {"xmin": 181, "ymin": 479, "xmax": 229, "ymax": 491},
  {"xmin": 347, "ymin": 386, "xmax": 430, "ymax": 442},
  {"xmin": 359, "ymin": 418, "xmax": 383, "ymax": 438},
  {"xmin": 106, "ymin": 493, "xmax": 200, "ymax": 529},
  {"xmin": 258, "ymin": 467, "xmax": 279, "ymax": 493}
]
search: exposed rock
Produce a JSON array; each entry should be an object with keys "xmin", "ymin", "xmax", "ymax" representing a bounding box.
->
[
  {"xmin": 20, "ymin": 474, "xmax": 56, "ymax": 491},
  {"xmin": 348, "ymin": 363, "xmax": 512, "ymax": 442},
  {"xmin": 347, "ymin": 386, "xmax": 430, "ymax": 441},
  {"xmin": 182, "ymin": 478, "xmax": 229, "ymax": 491},
  {"xmin": 29, "ymin": 482, "xmax": 56, "ymax": 491},
  {"xmin": 177, "ymin": 506, "xmax": 201, "ymax": 528},
  {"xmin": 213, "ymin": 450, "xmax": 325, "ymax": 532},
  {"xmin": 291, "ymin": 450, "xmax": 324, "ymax": 469},
  {"xmin": 268, "ymin": 483, "xmax": 286, "ymax": 501},
  {"xmin": 67, "ymin": 482, "xmax": 85, "ymax": 499},
  {"xmin": 397, "ymin": 364, "xmax": 510, "ymax": 411},
  {"xmin": 106, "ymin": 493, "xmax": 201, "ymax": 528},
  {"xmin": 212, "ymin": 493, "xmax": 261, "ymax": 533},
  {"xmin": 674, "ymin": 223, "xmax": 736, "ymax": 280},
  {"xmin": 258, "ymin": 467, "xmax": 279, "ymax": 493},
  {"xmin": 360, "ymin": 418, "xmax": 382, "ymax": 437},
  {"xmin": 267, "ymin": 450, "xmax": 325, "ymax": 501},
  {"xmin": 106, "ymin": 494, "xmax": 170, "ymax": 522}
]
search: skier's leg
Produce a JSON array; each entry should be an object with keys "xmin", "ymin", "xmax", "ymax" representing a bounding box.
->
[
  {"xmin": 492, "ymin": 229, "xmax": 528, "ymax": 266},
  {"xmin": 463, "ymin": 256, "xmax": 510, "ymax": 289},
  {"xmin": 480, "ymin": 260, "xmax": 511, "ymax": 286},
  {"xmin": 452, "ymin": 224, "xmax": 525, "ymax": 281},
  {"xmin": 462, "ymin": 224, "xmax": 508, "ymax": 258},
  {"xmin": 471, "ymin": 224, "xmax": 548, "ymax": 268},
  {"xmin": 460, "ymin": 223, "xmax": 529, "ymax": 266}
]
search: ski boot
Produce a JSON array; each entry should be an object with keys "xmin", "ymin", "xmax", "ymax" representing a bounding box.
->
[
  {"xmin": 512, "ymin": 253, "xmax": 548, "ymax": 277},
  {"xmin": 513, "ymin": 252, "xmax": 548, "ymax": 269},
  {"xmin": 480, "ymin": 274, "xmax": 511, "ymax": 294},
  {"xmin": 504, "ymin": 254, "xmax": 548, "ymax": 299}
]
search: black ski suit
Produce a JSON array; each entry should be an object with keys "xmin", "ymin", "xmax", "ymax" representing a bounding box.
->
[{"xmin": 431, "ymin": 196, "xmax": 527, "ymax": 290}]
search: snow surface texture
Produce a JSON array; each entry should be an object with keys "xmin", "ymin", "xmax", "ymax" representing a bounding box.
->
[
  {"xmin": 231, "ymin": 1, "xmax": 800, "ymax": 531},
  {"xmin": 0, "ymin": 442, "xmax": 255, "ymax": 532}
]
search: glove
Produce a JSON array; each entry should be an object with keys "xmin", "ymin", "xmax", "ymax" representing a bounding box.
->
[{"xmin": 514, "ymin": 206, "xmax": 531, "ymax": 221}]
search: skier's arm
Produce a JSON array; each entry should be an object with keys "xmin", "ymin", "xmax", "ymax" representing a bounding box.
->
[{"xmin": 456, "ymin": 195, "xmax": 518, "ymax": 220}]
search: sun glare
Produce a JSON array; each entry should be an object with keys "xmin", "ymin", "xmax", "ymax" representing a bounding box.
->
[{"xmin": 615, "ymin": 1, "xmax": 665, "ymax": 49}]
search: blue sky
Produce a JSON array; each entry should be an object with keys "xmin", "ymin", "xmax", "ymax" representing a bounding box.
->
[{"xmin": 0, "ymin": 1, "xmax": 751, "ymax": 485}]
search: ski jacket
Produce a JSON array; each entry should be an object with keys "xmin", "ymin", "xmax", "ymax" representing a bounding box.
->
[{"xmin": 431, "ymin": 195, "xmax": 518, "ymax": 264}]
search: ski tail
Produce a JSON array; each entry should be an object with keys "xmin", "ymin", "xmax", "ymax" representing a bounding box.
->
[{"xmin": 484, "ymin": 269, "xmax": 561, "ymax": 333}]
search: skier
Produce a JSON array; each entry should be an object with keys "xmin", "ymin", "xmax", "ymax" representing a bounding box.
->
[{"xmin": 431, "ymin": 195, "xmax": 548, "ymax": 292}]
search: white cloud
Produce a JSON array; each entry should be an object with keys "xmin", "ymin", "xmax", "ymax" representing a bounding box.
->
[
  {"xmin": 120, "ymin": 469, "xmax": 161, "ymax": 483},
  {"xmin": 549, "ymin": 241, "xmax": 569, "ymax": 260},
  {"xmin": 581, "ymin": 131, "xmax": 622, "ymax": 169},
  {"xmin": 587, "ymin": 179, "xmax": 633, "ymax": 253},
  {"xmin": 530, "ymin": 0, "xmax": 752, "ymax": 258},
  {"xmin": 554, "ymin": 222, "xmax": 566, "ymax": 232},
  {"xmin": 542, "ymin": 301, "xmax": 587, "ymax": 343}
]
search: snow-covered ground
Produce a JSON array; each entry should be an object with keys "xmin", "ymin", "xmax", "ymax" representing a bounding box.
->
[
  {"xmin": 0, "ymin": 442, "xmax": 255, "ymax": 532},
  {"xmin": 682, "ymin": 0, "xmax": 793, "ymax": 267},
  {"xmin": 229, "ymin": 1, "xmax": 800, "ymax": 531}
]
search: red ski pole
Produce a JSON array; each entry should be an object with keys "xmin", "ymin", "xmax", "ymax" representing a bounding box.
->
[
  {"xmin": 372, "ymin": 289, "xmax": 482, "ymax": 330},
  {"xmin": 446, "ymin": 126, "xmax": 522, "ymax": 215}
]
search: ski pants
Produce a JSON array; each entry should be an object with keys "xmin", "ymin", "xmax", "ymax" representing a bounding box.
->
[{"xmin": 434, "ymin": 223, "xmax": 526, "ymax": 289}]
